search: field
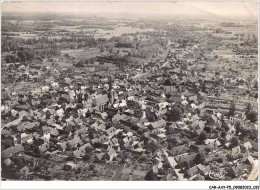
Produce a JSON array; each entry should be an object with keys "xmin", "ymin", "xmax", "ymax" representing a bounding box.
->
[
  {"xmin": 60, "ymin": 48, "xmax": 106, "ymax": 60},
  {"xmin": 3, "ymin": 32, "xmax": 38, "ymax": 39},
  {"xmin": 53, "ymin": 25, "xmax": 154, "ymax": 39}
]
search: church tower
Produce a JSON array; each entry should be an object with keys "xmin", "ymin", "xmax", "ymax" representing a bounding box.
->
[
  {"xmin": 109, "ymin": 76, "xmax": 113, "ymax": 91},
  {"xmin": 108, "ymin": 76, "xmax": 115, "ymax": 106}
]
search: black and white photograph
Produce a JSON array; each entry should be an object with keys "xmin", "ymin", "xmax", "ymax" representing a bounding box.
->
[{"xmin": 1, "ymin": 1, "xmax": 258, "ymax": 188}]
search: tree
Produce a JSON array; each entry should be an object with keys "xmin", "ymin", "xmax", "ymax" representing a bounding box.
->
[
  {"xmin": 144, "ymin": 170, "xmax": 157, "ymax": 181},
  {"xmin": 164, "ymin": 78, "xmax": 173, "ymax": 86},
  {"xmin": 193, "ymin": 174, "xmax": 205, "ymax": 181},
  {"xmin": 15, "ymin": 57, "xmax": 21, "ymax": 62},
  {"xmin": 100, "ymin": 46, "xmax": 105, "ymax": 52},
  {"xmin": 167, "ymin": 137, "xmax": 179, "ymax": 146},
  {"xmin": 163, "ymin": 162, "xmax": 171, "ymax": 170},
  {"xmin": 182, "ymin": 161, "xmax": 190, "ymax": 169},
  {"xmin": 1, "ymin": 137, "xmax": 14, "ymax": 149},
  {"xmin": 17, "ymin": 51, "xmax": 27, "ymax": 62},
  {"xmin": 211, "ymin": 166, "xmax": 220, "ymax": 173},
  {"xmin": 127, "ymin": 100, "xmax": 143, "ymax": 118},
  {"xmin": 23, "ymin": 49, "xmax": 34, "ymax": 60},
  {"xmin": 83, "ymin": 153, "xmax": 91, "ymax": 161},
  {"xmin": 204, "ymin": 126, "xmax": 212, "ymax": 133},
  {"xmin": 166, "ymin": 107, "xmax": 182, "ymax": 122},
  {"xmin": 197, "ymin": 131, "xmax": 207, "ymax": 143},
  {"xmin": 247, "ymin": 111, "xmax": 257, "ymax": 123},
  {"xmin": 12, "ymin": 157, "xmax": 23, "ymax": 166},
  {"xmin": 228, "ymin": 101, "xmax": 236, "ymax": 117},
  {"xmin": 33, "ymin": 147, "xmax": 40, "ymax": 155},
  {"xmin": 216, "ymin": 157, "xmax": 223, "ymax": 163},
  {"xmin": 195, "ymin": 153, "xmax": 205, "ymax": 164},
  {"xmin": 245, "ymin": 103, "xmax": 252, "ymax": 116},
  {"xmin": 221, "ymin": 131, "xmax": 227, "ymax": 138},
  {"xmin": 5, "ymin": 56, "xmax": 11, "ymax": 63},
  {"xmin": 15, "ymin": 172, "xmax": 23, "ymax": 180},
  {"xmin": 139, "ymin": 154, "xmax": 149, "ymax": 162},
  {"xmin": 123, "ymin": 151, "xmax": 131, "ymax": 158},
  {"xmin": 5, "ymin": 55, "xmax": 16, "ymax": 63},
  {"xmin": 146, "ymin": 109, "xmax": 157, "ymax": 122},
  {"xmin": 85, "ymin": 146, "xmax": 93, "ymax": 153},
  {"xmin": 75, "ymin": 59, "xmax": 85, "ymax": 67},
  {"xmin": 230, "ymin": 137, "xmax": 239, "ymax": 148}
]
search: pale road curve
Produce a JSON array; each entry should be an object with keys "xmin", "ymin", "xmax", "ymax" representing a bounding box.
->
[{"xmin": 247, "ymin": 160, "xmax": 258, "ymax": 181}]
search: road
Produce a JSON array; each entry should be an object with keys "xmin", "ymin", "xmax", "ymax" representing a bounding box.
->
[
  {"xmin": 160, "ymin": 61, "xmax": 169, "ymax": 68},
  {"xmin": 247, "ymin": 160, "xmax": 258, "ymax": 181}
]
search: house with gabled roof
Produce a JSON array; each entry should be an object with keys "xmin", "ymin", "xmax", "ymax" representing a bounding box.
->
[
  {"xmin": 245, "ymin": 155, "xmax": 254, "ymax": 165},
  {"xmin": 56, "ymin": 108, "xmax": 64, "ymax": 117},
  {"xmin": 3, "ymin": 158, "xmax": 12, "ymax": 167},
  {"xmin": 204, "ymin": 139, "xmax": 221, "ymax": 146},
  {"xmin": 132, "ymin": 147, "xmax": 145, "ymax": 155},
  {"xmin": 72, "ymin": 144, "xmax": 88, "ymax": 158},
  {"xmin": 243, "ymin": 142, "xmax": 252, "ymax": 150},
  {"xmin": 20, "ymin": 133, "xmax": 33, "ymax": 144},
  {"xmin": 156, "ymin": 108, "xmax": 168, "ymax": 117},
  {"xmin": 98, "ymin": 135, "xmax": 109, "ymax": 144},
  {"xmin": 74, "ymin": 117, "xmax": 83, "ymax": 126},
  {"xmin": 64, "ymin": 162, "xmax": 78, "ymax": 171},
  {"xmin": 231, "ymin": 146, "xmax": 241, "ymax": 156},
  {"xmin": 188, "ymin": 95, "xmax": 198, "ymax": 103},
  {"xmin": 58, "ymin": 142, "xmax": 67, "ymax": 152},
  {"xmin": 42, "ymin": 126, "xmax": 51, "ymax": 134},
  {"xmin": 197, "ymin": 164, "xmax": 211, "ymax": 176},
  {"xmin": 151, "ymin": 119, "xmax": 166, "ymax": 129},
  {"xmin": 2, "ymin": 144, "xmax": 24, "ymax": 159},
  {"xmin": 91, "ymin": 138, "xmax": 99, "ymax": 145},
  {"xmin": 96, "ymin": 112, "xmax": 108, "ymax": 120},
  {"xmin": 3, "ymin": 117, "xmax": 23, "ymax": 129},
  {"xmin": 75, "ymin": 128, "xmax": 88, "ymax": 136},
  {"xmin": 167, "ymin": 156, "xmax": 177, "ymax": 168},
  {"xmin": 20, "ymin": 166, "xmax": 30, "ymax": 176},
  {"xmin": 191, "ymin": 114, "xmax": 200, "ymax": 122},
  {"xmin": 67, "ymin": 137, "xmax": 84, "ymax": 150},
  {"xmin": 108, "ymin": 148, "xmax": 117, "ymax": 162},
  {"xmin": 91, "ymin": 122, "xmax": 106, "ymax": 131},
  {"xmin": 17, "ymin": 123, "xmax": 27, "ymax": 132},
  {"xmin": 207, "ymin": 114, "xmax": 217, "ymax": 125},
  {"xmin": 38, "ymin": 142, "xmax": 50, "ymax": 154},
  {"xmin": 106, "ymin": 127, "xmax": 117, "ymax": 138},
  {"xmin": 1, "ymin": 129, "xmax": 11, "ymax": 136},
  {"xmin": 50, "ymin": 128, "xmax": 59, "ymax": 137},
  {"xmin": 186, "ymin": 165, "xmax": 199, "ymax": 178},
  {"xmin": 244, "ymin": 137, "xmax": 257, "ymax": 151},
  {"xmin": 112, "ymin": 113, "xmax": 127, "ymax": 122},
  {"xmin": 228, "ymin": 164, "xmax": 249, "ymax": 178},
  {"xmin": 175, "ymin": 153, "xmax": 197, "ymax": 165},
  {"xmin": 170, "ymin": 144, "xmax": 189, "ymax": 156},
  {"xmin": 96, "ymin": 124, "xmax": 106, "ymax": 131},
  {"xmin": 93, "ymin": 94, "xmax": 109, "ymax": 112}
]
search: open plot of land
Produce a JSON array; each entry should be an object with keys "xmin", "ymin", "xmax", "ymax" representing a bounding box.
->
[{"xmin": 60, "ymin": 48, "xmax": 102, "ymax": 60}]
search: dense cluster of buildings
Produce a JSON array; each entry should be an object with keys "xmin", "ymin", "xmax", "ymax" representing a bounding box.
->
[{"xmin": 1, "ymin": 18, "xmax": 258, "ymax": 181}]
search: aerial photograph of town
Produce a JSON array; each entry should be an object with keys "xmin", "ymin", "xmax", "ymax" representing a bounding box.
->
[{"xmin": 1, "ymin": 1, "xmax": 258, "ymax": 182}]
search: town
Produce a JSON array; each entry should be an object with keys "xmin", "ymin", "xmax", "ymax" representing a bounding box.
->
[{"xmin": 1, "ymin": 9, "xmax": 258, "ymax": 181}]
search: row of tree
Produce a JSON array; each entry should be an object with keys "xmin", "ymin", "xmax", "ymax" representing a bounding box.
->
[
  {"xmin": 5, "ymin": 49, "xmax": 61, "ymax": 63},
  {"xmin": 75, "ymin": 57, "xmax": 96, "ymax": 67}
]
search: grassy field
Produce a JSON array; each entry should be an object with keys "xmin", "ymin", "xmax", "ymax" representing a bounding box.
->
[
  {"xmin": 3, "ymin": 32, "xmax": 38, "ymax": 39},
  {"xmin": 60, "ymin": 48, "xmax": 103, "ymax": 60}
]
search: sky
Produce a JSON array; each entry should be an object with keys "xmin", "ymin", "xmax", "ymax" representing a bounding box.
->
[{"xmin": 1, "ymin": 1, "xmax": 258, "ymax": 19}]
